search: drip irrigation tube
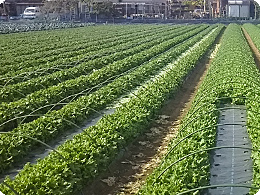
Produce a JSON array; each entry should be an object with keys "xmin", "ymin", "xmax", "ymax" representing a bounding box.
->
[
  {"xmin": 0, "ymin": 114, "xmax": 81, "ymax": 132},
  {"xmin": 0, "ymin": 131, "xmax": 66, "ymax": 161}
]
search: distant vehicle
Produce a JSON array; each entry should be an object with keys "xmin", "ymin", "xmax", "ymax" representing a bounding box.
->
[
  {"xmin": 0, "ymin": 14, "xmax": 8, "ymax": 21},
  {"xmin": 192, "ymin": 9, "xmax": 209, "ymax": 19},
  {"xmin": 9, "ymin": 16, "xmax": 21, "ymax": 20},
  {"xmin": 193, "ymin": 9, "xmax": 203, "ymax": 19},
  {"xmin": 23, "ymin": 7, "xmax": 42, "ymax": 19}
]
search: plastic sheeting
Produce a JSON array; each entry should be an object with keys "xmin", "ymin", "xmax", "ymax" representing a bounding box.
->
[{"xmin": 207, "ymin": 104, "xmax": 252, "ymax": 195}]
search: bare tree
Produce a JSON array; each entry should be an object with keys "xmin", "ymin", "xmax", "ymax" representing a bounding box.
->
[
  {"xmin": 43, "ymin": 0, "xmax": 79, "ymax": 19},
  {"xmin": 92, "ymin": 1, "xmax": 118, "ymax": 18},
  {"xmin": 43, "ymin": 0, "xmax": 117, "ymax": 21}
]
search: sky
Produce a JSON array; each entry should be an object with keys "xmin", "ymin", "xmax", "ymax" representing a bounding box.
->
[{"xmin": 254, "ymin": 0, "xmax": 260, "ymax": 4}]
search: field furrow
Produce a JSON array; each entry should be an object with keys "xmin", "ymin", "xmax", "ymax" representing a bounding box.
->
[{"xmin": 0, "ymin": 25, "xmax": 186, "ymax": 88}]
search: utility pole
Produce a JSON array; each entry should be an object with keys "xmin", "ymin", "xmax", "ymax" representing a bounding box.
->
[
  {"xmin": 219, "ymin": 0, "xmax": 222, "ymax": 17},
  {"xmin": 126, "ymin": 3, "xmax": 127, "ymax": 18},
  {"xmin": 204, "ymin": 0, "xmax": 206, "ymax": 13},
  {"xmin": 165, "ymin": 1, "xmax": 167, "ymax": 19},
  {"xmin": 3, "ymin": 0, "xmax": 7, "ymax": 16},
  {"xmin": 179, "ymin": 0, "xmax": 181, "ymax": 19},
  {"xmin": 142, "ymin": 4, "xmax": 144, "ymax": 20}
]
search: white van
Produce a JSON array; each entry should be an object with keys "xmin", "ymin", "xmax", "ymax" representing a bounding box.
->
[{"xmin": 23, "ymin": 7, "xmax": 42, "ymax": 19}]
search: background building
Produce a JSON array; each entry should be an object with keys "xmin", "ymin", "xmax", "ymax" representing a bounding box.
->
[
  {"xmin": 4, "ymin": 0, "xmax": 43, "ymax": 16},
  {"xmin": 0, "ymin": 0, "xmax": 258, "ymax": 19},
  {"xmin": 228, "ymin": 0, "xmax": 250, "ymax": 18}
]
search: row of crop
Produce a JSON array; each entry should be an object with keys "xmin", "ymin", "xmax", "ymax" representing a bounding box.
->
[
  {"xmin": 0, "ymin": 24, "xmax": 154, "ymax": 57},
  {"xmin": 8, "ymin": 24, "xmax": 166, "ymax": 63},
  {"xmin": 0, "ymin": 25, "xmax": 164, "ymax": 79},
  {"xmin": 0, "ymin": 25, "xmax": 220, "ymax": 176},
  {"xmin": 1, "ymin": 26, "xmax": 149, "ymax": 67},
  {"xmin": 1, "ymin": 24, "xmax": 111, "ymax": 56},
  {"xmin": 243, "ymin": 23, "xmax": 260, "ymax": 52},
  {"xmin": 0, "ymin": 24, "xmax": 222, "ymax": 195},
  {"xmin": 0, "ymin": 22, "xmax": 95, "ymax": 34},
  {"xmin": 1, "ymin": 25, "xmax": 167, "ymax": 68},
  {"xmin": 203, "ymin": 24, "xmax": 260, "ymax": 195},
  {"xmin": 0, "ymin": 25, "xmax": 193, "ymax": 102},
  {"xmin": 0, "ymin": 25, "xmax": 171, "ymax": 84},
  {"xmin": 139, "ymin": 23, "xmax": 260, "ymax": 194},
  {"xmin": 0, "ymin": 23, "xmax": 108, "ymax": 57},
  {"xmin": 235, "ymin": 24, "xmax": 260, "ymax": 195},
  {"xmin": 0, "ymin": 25, "xmax": 168, "ymax": 74},
  {"xmin": 1, "ymin": 25, "xmax": 177, "ymax": 83},
  {"xmin": 0, "ymin": 25, "xmax": 182, "ymax": 86},
  {"xmin": 0, "ymin": 25, "xmax": 208, "ymax": 133}
]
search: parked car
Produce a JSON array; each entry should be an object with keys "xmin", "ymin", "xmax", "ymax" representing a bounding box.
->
[{"xmin": 23, "ymin": 7, "xmax": 42, "ymax": 19}]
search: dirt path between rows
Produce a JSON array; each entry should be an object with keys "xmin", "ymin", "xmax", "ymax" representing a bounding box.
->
[
  {"xmin": 84, "ymin": 30, "xmax": 224, "ymax": 195},
  {"xmin": 242, "ymin": 28, "xmax": 260, "ymax": 69}
]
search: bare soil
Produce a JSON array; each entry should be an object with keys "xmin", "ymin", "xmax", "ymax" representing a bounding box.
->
[
  {"xmin": 84, "ymin": 31, "xmax": 223, "ymax": 195},
  {"xmin": 242, "ymin": 28, "xmax": 260, "ymax": 69}
]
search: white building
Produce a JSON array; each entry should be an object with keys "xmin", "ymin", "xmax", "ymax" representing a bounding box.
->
[{"xmin": 228, "ymin": 0, "xmax": 250, "ymax": 18}]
